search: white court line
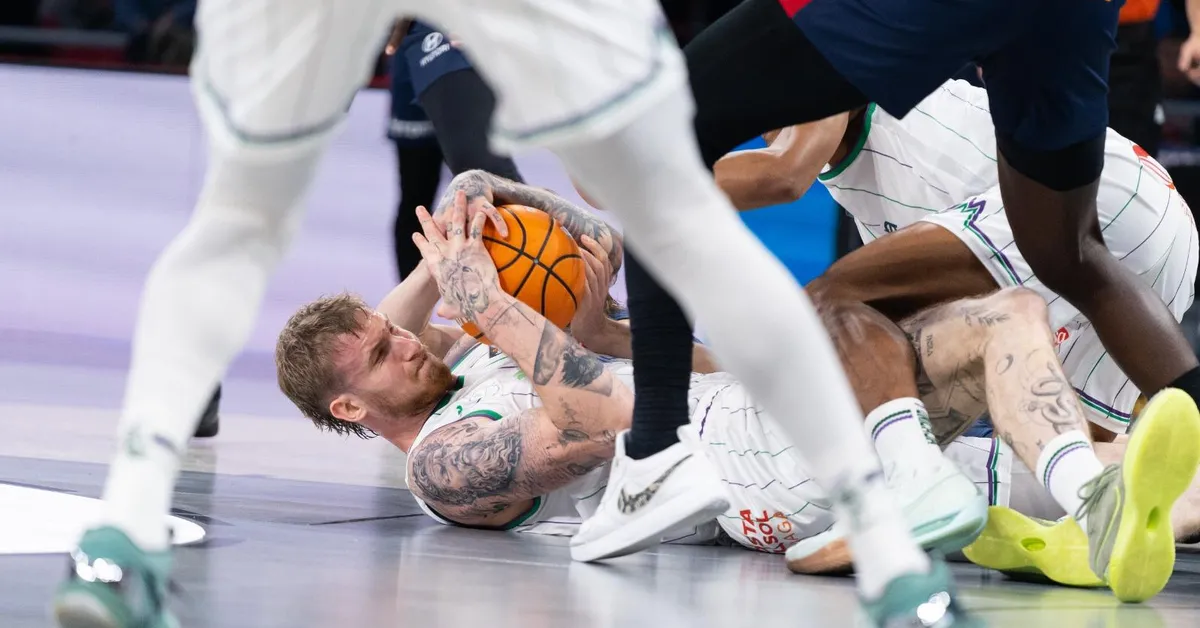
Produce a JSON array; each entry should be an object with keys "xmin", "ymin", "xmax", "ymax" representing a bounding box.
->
[{"xmin": 0, "ymin": 483, "xmax": 204, "ymax": 555}]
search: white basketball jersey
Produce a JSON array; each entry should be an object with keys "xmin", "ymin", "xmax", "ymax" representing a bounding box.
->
[
  {"xmin": 819, "ymin": 79, "xmax": 1197, "ymax": 432},
  {"xmin": 405, "ymin": 343, "xmax": 633, "ymax": 531},
  {"xmin": 819, "ymin": 80, "xmax": 998, "ymax": 242}
]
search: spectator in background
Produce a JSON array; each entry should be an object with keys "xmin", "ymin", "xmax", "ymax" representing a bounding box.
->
[
  {"xmin": 1111, "ymin": 0, "xmax": 1166, "ymax": 156},
  {"xmin": 385, "ymin": 19, "xmax": 523, "ymax": 280},
  {"xmin": 1178, "ymin": 0, "xmax": 1200, "ymax": 85},
  {"xmin": 114, "ymin": 0, "xmax": 194, "ymax": 65}
]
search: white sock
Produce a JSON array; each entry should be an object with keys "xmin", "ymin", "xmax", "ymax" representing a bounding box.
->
[
  {"xmin": 1034, "ymin": 430, "xmax": 1106, "ymax": 526},
  {"xmin": 866, "ymin": 398, "xmax": 945, "ymax": 478},
  {"xmin": 101, "ymin": 142, "xmax": 322, "ymax": 550},
  {"xmin": 831, "ymin": 464, "xmax": 933, "ymax": 598},
  {"xmin": 554, "ymin": 85, "xmax": 928, "ymax": 598}
]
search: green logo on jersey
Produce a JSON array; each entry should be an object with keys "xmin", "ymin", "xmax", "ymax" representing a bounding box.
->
[
  {"xmin": 456, "ymin": 405, "xmax": 463, "ymax": 416},
  {"xmin": 515, "ymin": 370, "xmax": 528, "ymax": 381}
]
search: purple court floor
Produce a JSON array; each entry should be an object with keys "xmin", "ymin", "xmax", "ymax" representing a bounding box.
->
[{"xmin": 1, "ymin": 64, "xmax": 1199, "ymax": 628}]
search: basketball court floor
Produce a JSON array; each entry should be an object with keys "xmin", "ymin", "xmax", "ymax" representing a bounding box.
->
[{"xmin": 2, "ymin": 64, "xmax": 1200, "ymax": 628}]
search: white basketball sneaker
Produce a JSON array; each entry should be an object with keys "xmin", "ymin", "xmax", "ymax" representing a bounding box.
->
[
  {"xmin": 570, "ymin": 428, "xmax": 729, "ymax": 562},
  {"xmin": 787, "ymin": 457, "xmax": 988, "ymax": 573}
]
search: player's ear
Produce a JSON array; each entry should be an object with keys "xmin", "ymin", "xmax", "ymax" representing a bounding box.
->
[{"xmin": 329, "ymin": 394, "xmax": 366, "ymax": 423}]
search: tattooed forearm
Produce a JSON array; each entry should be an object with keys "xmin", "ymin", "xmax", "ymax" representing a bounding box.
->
[
  {"xmin": 442, "ymin": 170, "xmax": 624, "ymax": 272},
  {"xmin": 531, "ymin": 322, "xmax": 614, "ymax": 395},
  {"xmin": 436, "ymin": 171, "xmax": 492, "ymax": 213}
]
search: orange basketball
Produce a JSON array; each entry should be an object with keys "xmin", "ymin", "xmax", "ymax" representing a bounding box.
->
[{"xmin": 460, "ymin": 204, "xmax": 587, "ymax": 344}]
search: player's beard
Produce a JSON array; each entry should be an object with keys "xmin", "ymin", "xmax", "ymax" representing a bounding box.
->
[{"xmin": 373, "ymin": 356, "xmax": 456, "ymax": 421}]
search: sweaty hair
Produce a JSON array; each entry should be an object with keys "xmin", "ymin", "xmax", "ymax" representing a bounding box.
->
[{"xmin": 275, "ymin": 293, "xmax": 376, "ymax": 439}]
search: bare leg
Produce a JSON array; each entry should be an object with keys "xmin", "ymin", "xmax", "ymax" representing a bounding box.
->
[{"xmin": 900, "ymin": 287, "xmax": 1107, "ymax": 520}]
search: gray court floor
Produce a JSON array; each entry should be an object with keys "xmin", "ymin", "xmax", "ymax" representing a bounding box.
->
[{"xmin": 3, "ymin": 64, "xmax": 1200, "ymax": 628}]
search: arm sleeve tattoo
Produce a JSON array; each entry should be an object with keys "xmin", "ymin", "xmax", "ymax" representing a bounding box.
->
[
  {"xmin": 439, "ymin": 169, "xmax": 624, "ymax": 272},
  {"xmin": 407, "ymin": 411, "xmax": 612, "ymax": 526}
]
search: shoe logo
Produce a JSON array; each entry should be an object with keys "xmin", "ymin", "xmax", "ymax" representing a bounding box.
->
[{"xmin": 617, "ymin": 455, "xmax": 691, "ymax": 514}]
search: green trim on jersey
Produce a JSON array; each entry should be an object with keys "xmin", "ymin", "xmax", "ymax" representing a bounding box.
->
[
  {"xmin": 462, "ymin": 409, "xmax": 504, "ymax": 422},
  {"xmin": 449, "ymin": 342, "xmax": 482, "ymax": 372},
  {"xmin": 499, "ymin": 497, "xmax": 545, "ymax": 531},
  {"xmin": 430, "ymin": 376, "xmax": 466, "ymax": 415},
  {"xmin": 1078, "ymin": 392, "xmax": 1132, "ymax": 425},
  {"xmin": 819, "ymin": 104, "xmax": 876, "ymax": 182}
]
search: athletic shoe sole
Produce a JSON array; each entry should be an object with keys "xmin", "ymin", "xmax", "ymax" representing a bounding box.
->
[
  {"xmin": 962, "ymin": 506, "xmax": 1103, "ymax": 587},
  {"xmin": 1105, "ymin": 388, "xmax": 1200, "ymax": 602},
  {"xmin": 786, "ymin": 495, "xmax": 988, "ymax": 575},
  {"xmin": 570, "ymin": 485, "xmax": 729, "ymax": 563}
]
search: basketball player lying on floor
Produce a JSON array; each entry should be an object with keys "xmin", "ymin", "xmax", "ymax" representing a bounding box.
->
[
  {"xmin": 706, "ymin": 77, "xmax": 1200, "ymax": 593},
  {"xmin": 276, "ymin": 184, "xmax": 1200, "ymax": 601}
]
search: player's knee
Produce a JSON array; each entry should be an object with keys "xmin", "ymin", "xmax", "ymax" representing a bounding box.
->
[
  {"xmin": 813, "ymin": 288, "xmax": 915, "ymax": 362},
  {"xmin": 806, "ymin": 274, "xmax": 854, "ymax": 314},
  {"xmin": 1023, "ymin": 234, "xmax": 1108, "ymax": 304},
  {"xmin": 985, "ymin": 287, "xmax": 1050, "ymax": 329}
]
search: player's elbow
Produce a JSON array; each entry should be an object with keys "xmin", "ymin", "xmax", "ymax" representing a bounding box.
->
[
  {"xmin": 776, "ymin": 173, "xmax": 811, "ymax": 204},
  {"xmin": 763, "ymin": 158, "xmax": 811, "ymax": 204}
]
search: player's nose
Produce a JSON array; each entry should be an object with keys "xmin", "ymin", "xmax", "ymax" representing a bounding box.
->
[{"xmin": 396, "ymin": 335, "xmax": 424, "ymax": 361}]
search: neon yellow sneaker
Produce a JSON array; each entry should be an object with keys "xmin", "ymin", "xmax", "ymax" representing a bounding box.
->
[
  {"xmin": 962, "ymin": 506, "xmax": 1103, "ymax": 588},
  {"xmin": 1078, "ymin": 388, "xmax": 1200, "ymax": 603}
]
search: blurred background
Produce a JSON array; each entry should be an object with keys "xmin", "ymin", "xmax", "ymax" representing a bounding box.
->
[{"xmin": 4, "ymin": 0, "xmax": 1200, "ymax": 403}]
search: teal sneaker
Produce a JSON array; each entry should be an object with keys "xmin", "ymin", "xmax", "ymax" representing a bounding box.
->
[
  {"xmin": 861, "ymin": 559, "xmax": 984, "ymax": 627},
  {"xmin": 52, "ymin": 526, "xmax": 177, "ymax": 628}
]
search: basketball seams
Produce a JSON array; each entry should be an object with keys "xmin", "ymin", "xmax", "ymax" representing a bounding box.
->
[
  {"xmin": 485, "ymin": 208, "xmax": 528, "ymax": 273},
  {"xmin": 510, "ymin": 212, "xmax": 556, "ymax": 298},
  {"xmin": 468, "ymin": 206, "xmax": 585, "ymax": 340},
  {"xmin": 542, "ymin": 253, "xmax": 584, "ymax": 312}
]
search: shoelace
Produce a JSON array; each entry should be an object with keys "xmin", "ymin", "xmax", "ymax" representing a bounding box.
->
[{"xmin": 1074, "ymin": 464, "xmax": 1121, "ymax": 522}]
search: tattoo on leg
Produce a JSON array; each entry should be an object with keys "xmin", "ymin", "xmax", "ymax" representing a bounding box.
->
[
  {"xmin": 962, "ymin": 307, "xmax": 1011, "ymax": 328},
  {"xmin": 1026, "ymin": 360, "xmax": 1082, "ymax": 435},
  {"xmin": 996, "ymin": 354, "xmax": 1014, "ymax": 375}
]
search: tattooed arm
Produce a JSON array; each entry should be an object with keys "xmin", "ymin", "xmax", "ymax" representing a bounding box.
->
[
  {"xmin": 436, "ymin": 169, "xmax": 624, "ymax": 273},
  {"xmin": 406, "ymin": 193, "xmax": 633, "ymax": 527}
]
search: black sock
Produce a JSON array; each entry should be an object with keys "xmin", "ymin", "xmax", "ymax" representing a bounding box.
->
[{"xmin": 623, "ymin": 252, "xmax": 695, "ymax": 460}]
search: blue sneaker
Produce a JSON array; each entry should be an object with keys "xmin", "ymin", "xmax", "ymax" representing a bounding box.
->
[
  {"xmin": 861, "ymin": 558, "xmax": 984, "ymax": 627},
  {"xmin": 52, "ymin": 526, "xmax": 177, "ymax": 628}
]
